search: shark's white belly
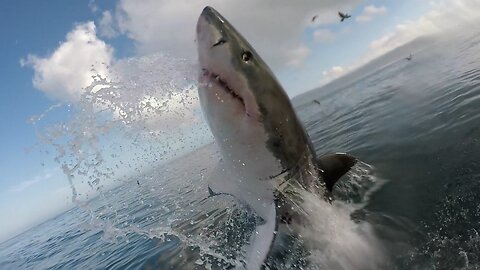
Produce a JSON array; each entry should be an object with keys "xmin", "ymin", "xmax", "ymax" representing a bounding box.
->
[{"xmin": 208, "ymin": 132, "xmax": 283, "ymax": 270}]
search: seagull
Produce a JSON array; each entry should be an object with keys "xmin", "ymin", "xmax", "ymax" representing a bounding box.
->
[
  {"xmin": 312, "ymin": 15, "xmax": 318, "ymax": 22},
  {"xmin": 338, "ymin": 12, "xmax": 351, "ymax": 22},
  {"xmin": 406, "ymin": 53, "xmax": 413, "ymax": 61}
]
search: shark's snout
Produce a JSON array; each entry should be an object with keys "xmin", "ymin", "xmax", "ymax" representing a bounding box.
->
[
  {"xmin": 197, "ymin": 6, "xmax": 224, "ymax": 35},
  {"xmin": 200, "ymin": 6, "xmax": 225, "ymax": 24},
  {"xmin": 200, "ymin": 6, "xmax": 217, "ymax": 20}
]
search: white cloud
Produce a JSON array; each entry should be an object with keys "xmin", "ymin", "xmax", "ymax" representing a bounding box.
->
[
  {"xmin": 286, "ymin": 45, "xmax": 311, "ymax": 67},
  {"xmin": 23, "ymin": 2, "xmax": 368, "ymax": 105},
  {"xmin": 9, "ymin": 171, "xmax": 54, "ymax": 193},
  {"xmin": 88, "ymin": 0, "xmax": 99, "ymax": 13},
  {"xmin": 365, "ymin": 0, "xmax": 480, "ymax": 60},
  {"xmin": 313, "ymin": 28, "xmax": 336, "ymax": 43},
  {"xmin": 356, "ymin": 5, "xmax": 387, "ymax": 22},
  {"xmin": 21, "ymin": 22, "xmax": 114, "ymax": 102},
  {"xmin": 321, "ymin": 66, "xmax": 347, "ymax": 84},
  {"xmin": 99, "ymin": 11, "xmax": 119, "ymax": 38},
  {"xmin": 322, "ymin": 0, "xmax": 480, "ymax": 85},
  {"xmin": 21, "ymin": 22, "xmax": 205, "ymax": 157},
  {"xmin": 323, "ymin": 66, "xmax": 345, "ymax": 76},
  {"xmin": 21, "ymin": 20, "xmax": 199, "ymax": 130},
  {"xmin": 110, "ymin": 0, "xmax": 361, "ymax": 69},
  {"xmin": 9, "ymin": 179, "xmax": 42, "ymax": 193}
]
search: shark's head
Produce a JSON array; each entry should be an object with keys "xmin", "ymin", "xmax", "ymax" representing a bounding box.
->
[{"xmin": 196, "ymin": 6, "xmax": 314, "ymax": 177}]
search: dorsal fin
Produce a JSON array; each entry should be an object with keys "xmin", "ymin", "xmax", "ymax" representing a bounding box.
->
[{"xmin": 317, "ymin": 153, "xmax": 357, "ymax": 192}]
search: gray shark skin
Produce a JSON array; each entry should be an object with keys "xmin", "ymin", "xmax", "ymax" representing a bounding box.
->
[{"xmin": 196, "ymin": 6, "xmax": 356, "ymax": 269}]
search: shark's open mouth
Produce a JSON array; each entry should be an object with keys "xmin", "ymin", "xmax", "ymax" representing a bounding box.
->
[{"xmin": 201, "ymin": 68, "xmax": 246, "ymax": 109}]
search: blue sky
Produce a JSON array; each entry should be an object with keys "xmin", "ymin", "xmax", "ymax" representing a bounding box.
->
[{"xmin": 1, "ymin": 0, "xmax": 477, "ymax": 242}]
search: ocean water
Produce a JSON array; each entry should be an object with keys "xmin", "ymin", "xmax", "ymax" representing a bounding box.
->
[{"xmin": 1, "ymin": 29, "xmax": 480, "ymax": 269}]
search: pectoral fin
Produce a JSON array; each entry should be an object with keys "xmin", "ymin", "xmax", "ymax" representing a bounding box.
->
[
  {"xmin": 207, "ymin": 185, "xmax": 235, "ymax": 198},
  {"xmin": 317, "ymin": 153, "xmax": 357, "ymax": 192},
  {"xmin": 206, "ymin": 159, "xmax": 240, "ymax": 198}
]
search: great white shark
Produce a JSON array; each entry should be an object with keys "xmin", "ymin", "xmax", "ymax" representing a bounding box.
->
[{"xmin": 196, "ymin": 6, "xmax": 357, "ymax": 269}]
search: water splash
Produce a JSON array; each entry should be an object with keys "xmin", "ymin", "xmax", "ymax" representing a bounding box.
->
[
  {"xmin": 29, "ymin": 54, "xmax": 228, "ymax": 263},
  {"xmin": 29, "ymin": 52, "xmax": 389, "ymax": 269},
  {"xmin": 31, "ymin": 53, "xmax": 211, "ymax": 202},
  {"xmin": 275, "ymin": 162, "xmax": 388, "ymax": 270},
  {"xmin": 300, "ymin": 193, "xmax": 387, "ymax": 270}
]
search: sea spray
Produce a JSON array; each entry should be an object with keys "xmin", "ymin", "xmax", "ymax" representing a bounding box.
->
[
  {"xmin": 29, "ymin": 52, "xmax": 388, "ymax": 269},
  {"xmin": 31, "ymin": 53, "xmax": 211, "ymax": 202}
]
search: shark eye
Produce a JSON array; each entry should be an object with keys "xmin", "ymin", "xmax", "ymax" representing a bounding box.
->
[{"xmin": 242, "ymin": 51, "xmax": 253, "ymax": 62}]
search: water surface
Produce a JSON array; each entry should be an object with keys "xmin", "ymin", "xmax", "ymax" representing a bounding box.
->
[{"xmin": 1, "ymin": 30, "xmax": 480, "ymax": 269}]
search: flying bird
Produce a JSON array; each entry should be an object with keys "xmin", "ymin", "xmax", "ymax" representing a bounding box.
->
[
  {"xmin": 406, "ymin": 53, "xmax": 413, "ymax": 61},
  {"xmin": 312, "ymin": 15, "xmax": 318, "ymax": 22},
  {"xmin": 338, "ymin": 12, "xmax": 351, "ymax": 22}
]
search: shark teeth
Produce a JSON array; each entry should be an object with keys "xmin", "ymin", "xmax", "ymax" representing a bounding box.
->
[{"xmin": 201, "ymin": 68, "xmax": 245, "ymax": 108}]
